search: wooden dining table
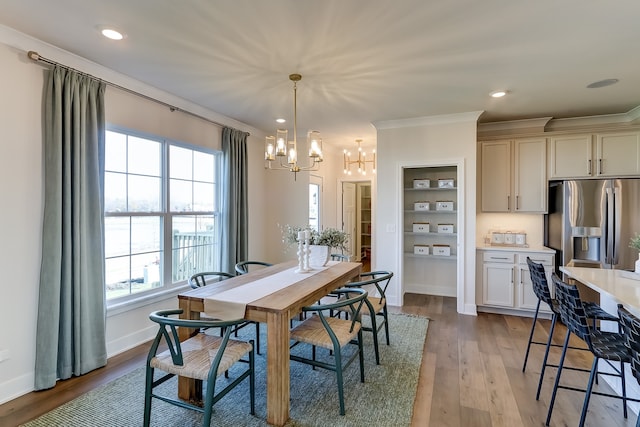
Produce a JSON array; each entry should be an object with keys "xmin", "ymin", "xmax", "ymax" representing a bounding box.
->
[{"xmin": 176, "ymin": 260, "xmax": 362, "ymax": 426}]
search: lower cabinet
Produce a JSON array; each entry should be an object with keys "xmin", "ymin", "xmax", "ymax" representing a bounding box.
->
[{"xmin": 478, "ymin": 249, "xmax": 554, "ymax": 314}]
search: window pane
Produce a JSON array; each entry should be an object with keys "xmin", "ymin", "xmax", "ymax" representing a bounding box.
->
[
  {"xmin": 128, "ymin": 175, "xmax": 161, "ymax": 212},
  {"xmin": 172, "ymin": 215, "xmax": 216, "ymax": 282},
  {"xmin": 105, "ymin": 256, "xmax": 130, "ymax": 299},
  {"xmin": 193, "ymin": 182, "xmax": 214, "ymax": 212},
  {"xmin": 104, "ymin": 172, "xmax": 127, "ymax": 212},
  {"xmin": 170, "ymin": 179, "xmax": 192, "ymax": 212},
  {"xmin": 105, "ymin": 217, "xmax": 130, "ymax": 258},
  {"xmin": 105, "ymin": 131, "xmax": 127, "ymax": 172},
  {"xmin": 131, "ymin": 252, "xmax": 162, "ymax": 292},
  {"xmin": 128, "ymin": 136, "xmax": 161, "ymax": 176},
  {"xmin": 170, "ymin": 145, "xmax": 193, "ymax": 180},
  {"xmin": 193, "ymin": 151, "xmax": 214, "ymax": 182},
  {"xmin": 131, "ymin": 216, "xmax": 161, "ymax": 254}
]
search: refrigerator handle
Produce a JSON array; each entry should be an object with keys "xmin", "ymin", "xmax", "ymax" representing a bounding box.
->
[
  {"xmin": 605, "ymin": 187, "xmax": 614, "ymax": 265},
  {"xmin": 613, "ymin": 186, "xmax": 621, "ymax": 265}
]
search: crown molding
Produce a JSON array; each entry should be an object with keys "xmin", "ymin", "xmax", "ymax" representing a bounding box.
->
[{"xmin": 373, "ymin": 111, "xmax": 483, "ymax": 130}]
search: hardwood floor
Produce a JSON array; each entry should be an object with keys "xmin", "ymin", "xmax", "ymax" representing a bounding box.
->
[{"xmin": 1, "ymin": 294, "xmax": 637, "ymax": 426}]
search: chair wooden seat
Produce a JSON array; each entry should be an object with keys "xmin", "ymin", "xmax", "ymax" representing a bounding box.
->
[
  {"xmin": 291, "ymin": 314, "xmax": 361, "ymax": 349},
  {"xmin": 143, "ymin": 309, "xmax": 255, "ymax": 427},
  {"xmin": 336, "ymin": 295, "xmax": 385, "ymax": 316},
  {"xmin": 338, "ymin": 271, "xmax": 393, "ymax": 365},
  {"xmin": 289, "ymin": 287, "xmax": 367, "ymax": 416},
  {"xmin": 151, "ymin": 334, "xmax": 253, "ymax": 379}
]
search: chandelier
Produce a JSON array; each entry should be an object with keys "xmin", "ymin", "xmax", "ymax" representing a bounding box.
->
[
  {"xmin": 343, "ymin": 139, "xmax": 376, "ymax": 175},
  {"xmin": 264, "ymin": 74, "xmax": 323, "ymax": 179}
]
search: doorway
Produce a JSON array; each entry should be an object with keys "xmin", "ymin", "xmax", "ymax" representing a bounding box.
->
[{"xmin": 341, "ymin": 180, "xmax": 372, "ymax": 271}]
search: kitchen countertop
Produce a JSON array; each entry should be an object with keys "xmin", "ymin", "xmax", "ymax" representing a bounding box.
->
[
  {"xmin": 561, "ymin": 266, "xmax": 640, "ymax": 316},
  {"xmin": 477, "ymin": 245, "xmax": 555, "ymax": 254}
]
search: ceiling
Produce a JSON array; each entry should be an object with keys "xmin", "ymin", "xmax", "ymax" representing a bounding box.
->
[{"xmin": 1, "ymin": 0, "xmax": 639, "ymax": 148}]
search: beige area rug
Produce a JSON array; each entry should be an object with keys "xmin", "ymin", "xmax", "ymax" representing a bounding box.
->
[{"xmin": 22, "ymin": 313, "xmax": 428, "ymax": 427}]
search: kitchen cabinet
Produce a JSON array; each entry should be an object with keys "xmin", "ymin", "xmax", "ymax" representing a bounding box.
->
[
  {"xmin": 596, "ymin": 132, "xmax": 640, "ymax": 177},
  {"xmin": 478, "ymin": 248, "xmax": 554, "ymax": 314},
  {"xmin": 480, "ymin": 138, "xmax": 546, "ymax": 213},
  {"xmin": 549, "ymin": 131, "xmax": 640, "ymax": 179},
  {"xmin": 403, "ymin": 166, "xmax": 458, "ymax": 297}
]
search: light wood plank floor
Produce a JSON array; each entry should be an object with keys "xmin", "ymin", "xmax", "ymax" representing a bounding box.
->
[{"xmin": 1, "ymin": 294, "xmax": 637, "ymax": 426}]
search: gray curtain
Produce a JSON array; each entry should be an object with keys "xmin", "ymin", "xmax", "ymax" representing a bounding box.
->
[
  {"xmin": 220, "ymin": 127, "xmax": 249, "ymax": 274},
  {"xmin": 34, "ymin": 66, "xmax": 107, "ymax": 390}
]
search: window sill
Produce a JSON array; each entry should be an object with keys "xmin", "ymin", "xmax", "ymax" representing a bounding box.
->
[{"xmin": 106, "ymin": 284, "xmax": 191, "ymax": 317}]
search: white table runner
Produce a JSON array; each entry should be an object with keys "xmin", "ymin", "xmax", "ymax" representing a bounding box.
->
[{"xmin": 203, "ymin": 262, "xmax": 336, "ymax": 320}]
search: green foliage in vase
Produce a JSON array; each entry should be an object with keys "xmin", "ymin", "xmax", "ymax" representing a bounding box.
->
[
  {"xmin": 630, "ymin": 233, "xmax": 640, "ymax": 251},
  {"xmin": 280, "ymin": 224, "xmax": 349, "ymax": 251}
]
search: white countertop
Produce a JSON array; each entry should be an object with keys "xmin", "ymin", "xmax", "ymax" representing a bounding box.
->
[
  {"xmin": 560, "ymin": 266, "xmax": 640, "ymax": 315},
  {"xmin": 477, "ymin": 245, "xmax": 555, "ymax": 254}
]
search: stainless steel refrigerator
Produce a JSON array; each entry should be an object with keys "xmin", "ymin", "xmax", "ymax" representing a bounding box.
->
[{"xmin": 545, "ymin": 179, "xmax": 640, "ymax": 272}]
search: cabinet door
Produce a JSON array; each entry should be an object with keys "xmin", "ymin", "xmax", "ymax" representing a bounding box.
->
[
  {"xmin": 549, "ymin": 135, "xmax": 593, "ymax": 179},
  {"xmin": 517, "ymin": 266, "xmax": 551, "ymax": 311},
  {"xmin": 596, "ymin": 132, "xmax": 640, "ymax": 177},
  {"xmin": 481, "ymin": 141, "xmax": 511, "ymax": 212},
  {"xmin": 482, "ymin": 263, "xmax": 514, "ymax": 307},
  {"xmin": 514, "ymin": 138, "xmax": 547, "ymax": 213}
]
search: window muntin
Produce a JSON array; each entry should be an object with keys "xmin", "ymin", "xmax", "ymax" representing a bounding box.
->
[{"xmin": 104, "ymin": 129, "xmax": 220, "ymax": 303}]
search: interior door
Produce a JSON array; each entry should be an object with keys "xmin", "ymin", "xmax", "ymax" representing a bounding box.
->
[{"xmin": 342, "ymin": 182, "xmax": 357, "ymax": 260}]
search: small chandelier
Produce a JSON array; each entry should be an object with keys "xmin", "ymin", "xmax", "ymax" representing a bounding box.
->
[
  {"xmin": 264, "ymin": 74, "xmax": 323, "ymax": 180},
  {"xmin": 343, "ymin": 139, "xmax": 376, "ymax": 175}
]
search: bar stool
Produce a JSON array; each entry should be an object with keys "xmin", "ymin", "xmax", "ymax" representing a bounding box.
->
[
  {"xmin": 546, "ymin": 274, "xmax": 630, "ymax": 427},
  {"xmin": 618, "ymin": 304, "xmax": 640, "ymax": 427},
  {"xmin": 522, "ymin": 258, "xmax": 619, "ymax": 399}
]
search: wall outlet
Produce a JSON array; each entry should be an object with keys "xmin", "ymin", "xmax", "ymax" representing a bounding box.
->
[{"xmin": 0, "ymin": 349, "xmax": 10, "ymax": 363}]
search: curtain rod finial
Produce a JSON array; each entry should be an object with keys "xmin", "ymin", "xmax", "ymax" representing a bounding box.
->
[{"xmin": 28, "ymin": 51, "xmax": 40, "ymax": 61}]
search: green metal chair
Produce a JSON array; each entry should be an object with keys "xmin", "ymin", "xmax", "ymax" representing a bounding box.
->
[
  {"xmin": 330, "ymin": 253, "xmax": 350, "ymax": 262},
  {"xmin": 289, "ymin": 287, "xmax": 367, "ymax": 415},
  {"xmin": 188, "ymin": 271, "xmax": 235, "ymax": 289},
  {"xmin": 188, "ymin": 271, "xmax": 262, "ymax": 355},
  {"xmin": 339, "ymin": 271, "xmax": 393, "ymax": 365},
  {"xmin": 234, "ymin": 260, "xmax": 273, "ymax": 275},
  {"xmin": 143, "ymin": 309, "xmax": 255, "ymax": 427}
]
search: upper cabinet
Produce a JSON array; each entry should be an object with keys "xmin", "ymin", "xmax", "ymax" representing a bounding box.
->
[
  {"xmin": 549, "ymin": 131, "xmax": 640, "ymax": 179},
  {"xmin": 596, "ymin": 132, "xmax": 640, "ymax": 177},
  {"xmin": 481, "ymin": 138, "xmax": 547, "ymax": 213}
]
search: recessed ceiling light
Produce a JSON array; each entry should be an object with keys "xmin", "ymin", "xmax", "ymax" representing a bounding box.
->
[
  {"xmin": 586, "ymin": 78, "xmax": 619, "ymax": 89},
  {"xmin": 490, "ymin": 90, "xmax": 507, "ymax": 98},
  {"xmin": 276, "ymin": 118, "xmax": 286, "ymax": 124},
  {"xmin": 99, "ymin": 27, "xmax": 125, "ymax": 40}
]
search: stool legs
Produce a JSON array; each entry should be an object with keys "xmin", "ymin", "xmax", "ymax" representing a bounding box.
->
[
  {"xmin": 545, "ymin": 329, "xmax": 571, "ymax": 426},
  {"xmin": 536, "ymin": 312, "xmax": 558, "ymax": 400},
  {"xmin": 523, "ymin": 300, "xmax": 542, "ymax": 372}
]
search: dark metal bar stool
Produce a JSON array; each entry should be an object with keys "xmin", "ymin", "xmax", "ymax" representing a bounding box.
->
[
  {"xmin": 523, "ymin": 258, "xmax": 619, "ymax": 399},
  {"xmin": 618, "ymin": 304, "xmax": 640, "ymax": 427},
  {"xmin": 546, "ymin": 274, "xmax": 633, "ymax": 427}
]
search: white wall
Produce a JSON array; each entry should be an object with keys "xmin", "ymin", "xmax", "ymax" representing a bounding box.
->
[
  {"xmin": 374, "ymin": 112, "xmax": 482, "ymax": 315},
  {"xmin": 0, "ymin": 42, "xmax": 46, "ymax": 404},
  {"xmin": 0, "ymin": 28, "xmax": 277, "ymax": 404}
]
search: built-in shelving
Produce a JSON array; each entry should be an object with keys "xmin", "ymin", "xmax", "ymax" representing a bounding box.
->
[
  {"xmin": 357, "ymin": 183, "xmax": 372, "ymax": 261},
  {"xmin": 402, "ymin": 166, "xmax": 458, "ymax": 297}
]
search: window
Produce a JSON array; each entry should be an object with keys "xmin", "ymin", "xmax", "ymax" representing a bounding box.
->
[
  {"xmin": 309, "ymin": 175, "xmax": 322, "ymax": 231},
  {"xmin": 104, "ymin": 129, "xmax": 220, "ymax": 303}
]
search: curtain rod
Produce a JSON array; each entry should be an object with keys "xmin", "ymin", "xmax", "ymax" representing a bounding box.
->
[{"xmin": 27, "ymin": 50, "xmax": 249, "ymax": 136}]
